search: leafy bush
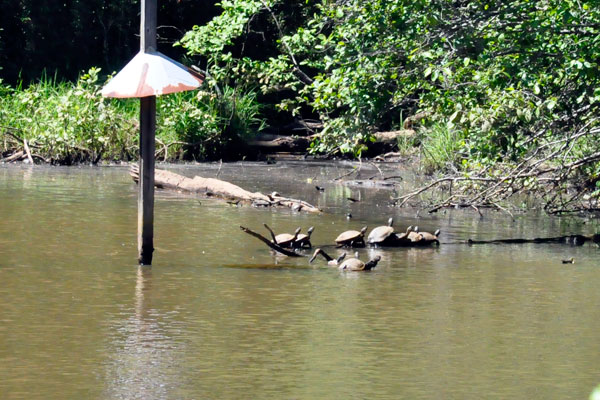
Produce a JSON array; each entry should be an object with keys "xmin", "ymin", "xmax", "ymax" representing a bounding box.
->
[{"xmin": 420, "ymin": 123, "xmax": 466, "ymax": 173}]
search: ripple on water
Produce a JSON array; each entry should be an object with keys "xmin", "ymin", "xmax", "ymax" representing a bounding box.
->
[{"xmin": 1, "ymin": 164, "xmax": 599, "ymax": 399}]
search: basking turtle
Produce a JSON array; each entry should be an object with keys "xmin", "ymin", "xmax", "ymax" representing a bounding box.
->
[
  {"xmin": 335, "ymin": 226, "xmax": 368, "ymax": 247},
  {"xmin": 367, "ymin": 217, "xmax": 395, "ymax": 246},
  {"xmin": 339, "ymin": 254, "xmax": 381, "ymax": 271},
  {"xmin": 385, "ymin": 225, "xmax": 414, "ymax": 246},
  {"xmin": 309, "ymin": 248, "xmax": 346, "ymax": 266},
  {"xmin": 415, "ymin": 228, "xmax": 440, "ymax": 245},
  {"xmin": 263, "ymin": 224, "xmax": 302, "ymax": 248},
  {"xmin": 394, "ymin": 226, "xmax": 413, "ymax": 241},
  {"xmin": 294, "ymin": 226, "xmax": 315, "ymax": 248},
  {"xmin": 406, "ymin": 225, "xmax": 424, "ymax": 244}
]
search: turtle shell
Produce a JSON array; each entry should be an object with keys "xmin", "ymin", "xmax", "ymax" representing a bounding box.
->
[
  {"xmin": 367, "ymin": 226, "xmax": 394, "ymax": 244},
  {"xmin": 335, "ymin": 230, "xmax": 362, "ymax": 243},
  {"xmin": 339, "ymin": 257, "xmax": 365, "ymax": 271},
  {"xmin": 407, "ymin": 231, "xmax": 423, "ymax": 242},
  {"xmin": 275, "ymin": 233, "xmax": 296, "ymax": 246},
  {"xmin": 270, "ymin": 226, "xmax": 301, "ymax": 247},
  {"xmin": 294, "ymin": 227, "xmax": 314, "ymax": 247},
  {"xmin": 417, "ymin": 229, "xmax": 440, "ymax": 244}
]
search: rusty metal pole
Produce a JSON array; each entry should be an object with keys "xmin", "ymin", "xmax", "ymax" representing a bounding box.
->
[{"xmin": 138, "ymin": 0, "xmax": 157, "ymax": 265}]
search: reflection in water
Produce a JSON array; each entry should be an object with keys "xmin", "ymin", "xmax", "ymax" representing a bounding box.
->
[
  {"xmin": 104, "ymin": 267, "xmax": 179, "ymax": 400},
  {"xmin": 1, "ymin": 165, "xmax": 600, "ymax": 399}
]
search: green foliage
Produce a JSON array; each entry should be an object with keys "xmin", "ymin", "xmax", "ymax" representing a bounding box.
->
[
  {"xmin": 156, "ymin": 86, "xmax": 264, "ymax": 160},
  {"xmin": 420, "ymin": 123, "xmax": 465, "ymax": 173},
  {"xmin": 0, "ymin": 68, "xmax": 137, "ymax": 163},
  {"xmin": 590, "ymin": 384, "xmax": 600, "ymax": 400},
  {"xmin": 179, "ymin": 0, "xmax": 600, "ymax": 168},
  {"xmin": 0, "ymin": 67, "xmax": 264, "ymax": 163},
  {"xmin": 3, "ymin": 0, "xmax": 599, "ymax": 170}
]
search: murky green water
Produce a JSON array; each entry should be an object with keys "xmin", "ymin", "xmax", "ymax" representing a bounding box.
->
[{"xmin": 1, "ymin": 162, "xmax": 599, "ymax": 399}]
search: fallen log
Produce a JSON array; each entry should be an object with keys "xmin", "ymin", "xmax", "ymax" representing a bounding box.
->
[
  {"xmin": 1, "ymin": 150, "xmax": 25, "ymax": 162},
  {"xmin": 467, "ymin": 234, "xmax": 600, "ymax": 246},
  {"xmin": 247, "ymin": 135, "xmax": 312, "ymax": 153},
  {"xmin": 240, "ymin": 226, "xmax": 304, "ymax": 257},
  {"xmin": 130, "ymin": 165, "xmax": 321, "ymax": 213},
  {"xmin": 373, "ymin": 129, "xmax": 415, "ymax": 144}
]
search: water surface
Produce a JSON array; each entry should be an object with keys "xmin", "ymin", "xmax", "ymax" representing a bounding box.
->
[{"xmin": 1, "ymin": 163, "xmax": 599, "ymax": 399}]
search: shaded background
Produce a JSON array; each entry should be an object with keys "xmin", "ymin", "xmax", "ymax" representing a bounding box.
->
[{"xmin": 0, "ymin": 0, "xmax": 218, "ymax": 85}]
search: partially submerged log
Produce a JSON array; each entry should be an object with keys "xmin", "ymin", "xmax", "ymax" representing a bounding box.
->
[
  {"xmin": 1, "ymin": 150, "xmax": 25, "ymax": 162},
  {"xmin": 130, "ymin": 165, "xmax": 321, "ymax": 213},
  {"xmin": 467, "ymin": 234, "xmax": 600, "ymax": 246},
  {"xmin": 343, "ymin": 179, "xmax": 399, "ymax": 189}
]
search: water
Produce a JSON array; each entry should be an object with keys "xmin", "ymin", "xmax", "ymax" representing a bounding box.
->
[{"xmin": 1, "ymin": 163, "xmax": 599, "ymax": 399}]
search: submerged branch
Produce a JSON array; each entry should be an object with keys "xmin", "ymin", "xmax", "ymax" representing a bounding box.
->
[{"xmin": 239, "ymin": 226, "xmax": 304, "ymax": 257}]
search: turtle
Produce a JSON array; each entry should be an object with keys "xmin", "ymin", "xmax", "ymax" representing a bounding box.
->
[
  {"xmin": 263, "ymin": 224, "xmax": 302, "ymax": 248},
  {"xmin": 406, "ymin": 225, "xmax": 424, "ymax": 244},
  {"xmin": 294, "ymin": 226, "xmax": 315, "ymax": 248},
  {"xmin": 339, "ymin": 254, "xmax": 381, "ymax": 271},
  {"xmin": 389, "ymin": 226, "xmax": 421, "ymax": 246},
  {"xmin": 385, "ymin": 225, "xmax": 414, "ymax": 246},
  {"xmin": 335, "ymin": 226, "xmax": 368, "ymax": 247},
  {"xmin": 415, "ymin": 228, "xmax": 440, "ymax": 245},
  {"xmin": 367, "ymin": 217, "xmax": 395, "ymax": 246},
  {"xmin": 309, "ymin": 248, "xmax": 346, "ymax": 266}
]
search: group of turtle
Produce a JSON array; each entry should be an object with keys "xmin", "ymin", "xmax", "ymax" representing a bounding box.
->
[
  {"xmin": 334, "ymin": 217, "xmax": 440, "ymax": 248},
  {"xmin": 262, "ymin": 218, "xmax": 440, "ymax": 271}
]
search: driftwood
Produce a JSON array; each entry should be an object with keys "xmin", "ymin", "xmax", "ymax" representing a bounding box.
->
[
  {"xmin": 130, "ymin": 165, "xmax": 321, "ymax": 213},
  {"xmin": 239, "ymin": 226, "xmax": 304, "ymax": 257},
  {"xmin": 23, "ymin": 139, "xmax": 34, "ymax": 164},
  {"xmin": 467, "ymin": 234, "xmax": 600, "ymax": 246}
]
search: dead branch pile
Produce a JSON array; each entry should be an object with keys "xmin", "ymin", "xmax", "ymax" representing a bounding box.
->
[
  {"xmin": 1, "ymin": 127, "xmax": 49, "ymax": 164},
  {"xmin": 393, "ymin": 120, "xmax": 600, "ymax": 215}
]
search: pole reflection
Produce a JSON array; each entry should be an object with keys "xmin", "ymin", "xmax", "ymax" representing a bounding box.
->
[{"xmin": 104, "ymin": 266, "xmax": 180, "ymax": 399}]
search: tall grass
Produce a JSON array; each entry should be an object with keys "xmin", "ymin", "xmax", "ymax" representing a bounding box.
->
[
  {"xmin": 156, "ymin": 87, "xmax": 264, "ymax": 161},
  {"xmin": 0, "ymin": 68, "xmax": 137, "ymax": 163},
  {"xmin": 0, "ymin": 68, "xmax": 264, "ymax": 163},
  {"xmin": 419, "ymin": 123, "xmax": 466, "ymax": 173}
]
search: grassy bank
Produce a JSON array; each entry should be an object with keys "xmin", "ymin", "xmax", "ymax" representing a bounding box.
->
[{"xmin": 0, "ymin": 68, "xmax": 263, "ymax": 164}]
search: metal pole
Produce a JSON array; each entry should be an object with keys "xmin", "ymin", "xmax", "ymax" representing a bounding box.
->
[
  {"xmin": 138, "ymin": 96, "xmax": 156, "ymax": 264},
  {"xmin": 138, "ymin": 0, "xmax": 157, "ymax": 265}
]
